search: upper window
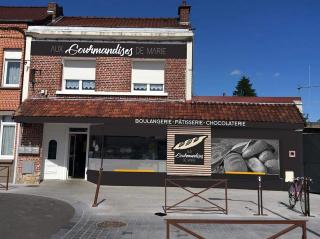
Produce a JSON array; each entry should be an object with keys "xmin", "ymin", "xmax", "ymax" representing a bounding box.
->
[
  {"xmin": 132, "ymin": 61, "xmax": 165, "ymax": 94},
  {"xmin": 63, "ymin": 59, "xmax": 96, "ymax": 92},
  {"xmin": 0, "ymin": 116, "xmax": 16, "ymax": 159},
  {"xmin": 2, "ymin": 50, "xmax": 22, "ymax": 87}
]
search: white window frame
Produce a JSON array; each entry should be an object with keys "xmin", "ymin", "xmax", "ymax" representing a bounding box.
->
[
  {"xmin": 2, "ymin": 50, "xmax": 22, "ymax": 88},
  {"xmin": 62, "ymin": 58, "xmax": 96, "ymax": 93},
  {"xmin": 0, "ymin": 118, "xmax": 16, "ymax": 160},
  {"xmin": 131, "ymin": 59, "xmax": 165, "ymax": 95}
]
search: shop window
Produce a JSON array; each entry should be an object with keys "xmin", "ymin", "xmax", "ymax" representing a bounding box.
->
[
  {"xmin": 132, "ymin": 61, "xmax": 165, "ymax": 94},
  {"xmin": 89, "ymin": 136, "xmax": 166, "ymax": 160},
  {"xmin": 0, "ymin": 116, "xmax": 16, "ymax": 159},
  {"xmin": 2, "ymin": 50, "xmax": 22, "ymax": 87},
  {"xmin": 48, "ymin": 140, "xmax": 57, "ymax": 160},
  {"xmin": 63, "ymin": 59, "xmax": 96, "ymax": 92}
]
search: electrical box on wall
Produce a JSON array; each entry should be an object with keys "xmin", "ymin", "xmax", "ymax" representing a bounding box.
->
[{"xmin": 22, "ymin": 161, "xmax": 34, "ymax": 174}]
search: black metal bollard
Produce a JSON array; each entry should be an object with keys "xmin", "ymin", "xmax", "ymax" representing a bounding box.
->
[
  {"xmin": 303, "ymin": 177, "xmax": 311, "ymax": 216},
  {"xmin": 254, "ymin": 176, "xmax": 267, "ymax": 216}
]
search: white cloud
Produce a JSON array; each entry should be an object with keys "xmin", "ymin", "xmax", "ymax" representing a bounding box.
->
[
  {"xmin": 230, "ymin": 69, "xmax": 241, "ymax": 76},
  {"xmin": 273, "ymin": 72, "xmax": 280, "ymax": 77}
]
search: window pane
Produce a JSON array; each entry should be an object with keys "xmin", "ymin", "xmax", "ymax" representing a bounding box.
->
[
  {"xmin": 82, "ymin": 80, "xmax": 95, "ymax": 90},
  {"xmin": 5, "ymin": 61, "xmax": 20, "ymax": 85},
  {"xmin": 48, "ymin": 140, "xmax": 57, "ymax": 160},
  {"xmin": 88, "ymin": 136, "xmax": 166, "ymax": 160},
  {"xmin": 133, "ymin": 83, "xmax": 147, "ymax": 91},
  {"xmin": 66, "ymin": 80, "xmax": 79, "ymax": 90},
  {"xmin": 2, "ymin": 116, "xmax": 13, "ymax": 122},
  {"xmin": 132, "ymin": 61, "xmax": 164, "ymax": 84},
  {"xmin": 150, "ymin": 84, "xmax": 164, "ymax": 91},
  {"xmin": 1, "ymin": 125, "xmax": 15, "ymax": 156},
  {"xmin": 64, "ymin": 60, "xmax": 96, "ymax": 80}
]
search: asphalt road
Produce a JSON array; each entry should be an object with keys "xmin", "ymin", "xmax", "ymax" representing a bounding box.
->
[{"xmin": 0, "ymin": 193, "xmax": 74, "ymax": 239}]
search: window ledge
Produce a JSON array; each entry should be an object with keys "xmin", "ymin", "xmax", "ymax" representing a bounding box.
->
[
  {"xmin": 56, "ymin": 90, "xmax": 168, "ymax": 97},
  {"xmin": 0, "ymin": 86, "xmax": 20, "ymax": 90},
  {"xmin": 0, "ymin": 157, "xmax": 14, "ymax": 161}
]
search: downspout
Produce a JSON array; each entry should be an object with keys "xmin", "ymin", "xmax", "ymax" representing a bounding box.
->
[{"xmin": 0, "ymin": 26, "xmax": 26, "ymax": 184}]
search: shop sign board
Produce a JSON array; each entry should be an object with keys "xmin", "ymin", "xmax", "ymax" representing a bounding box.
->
[
  {"xmin": 31, "ymin": 41, "xmax": 187, "ymax": 59},
  {"xmin": 173, "ymin": 135, "xmax": 207, "ymax": 165}
]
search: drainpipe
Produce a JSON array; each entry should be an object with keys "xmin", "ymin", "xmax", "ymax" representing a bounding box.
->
[{"xmin": 0, "ymin": 26, "xmax": 26, "ymax": 184}]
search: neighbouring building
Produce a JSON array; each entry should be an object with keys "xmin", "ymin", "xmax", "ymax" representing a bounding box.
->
[
  {"xmin": 303, "ymin": 122, "xmax": 320, "ymax": 193},
  {"xmin": 9, "ymin": 1, "xmax": 304, "ymax": 189},
  {"xmin": 0, "ymin": 3, "xmax": 63, "ymax": 183}
]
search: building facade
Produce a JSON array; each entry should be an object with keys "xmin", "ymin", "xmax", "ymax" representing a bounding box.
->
[
  {"xmin": 10, "ymin": 1, "xmax": 305, "ymax": 189},
  {"xmin": 0, "ymin": 3, "xmax": 62, "ymax": 183}
]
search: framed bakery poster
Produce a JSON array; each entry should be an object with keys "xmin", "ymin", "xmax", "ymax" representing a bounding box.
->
[
  {"xmin": 173, "ymin": 135, "xmax": 207, "ymax": 165},
  {"xmin": 212, "ymin": 138, "xmax": 280, "ymax": 175},
  {"xmin": 167, "ymin": 126, "xmax": 212, "ymax": 176}
]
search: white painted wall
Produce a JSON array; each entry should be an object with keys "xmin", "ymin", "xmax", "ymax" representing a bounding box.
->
[
  {"xmin": 42, "ymin": 123, "xmax": 90, "ymax": 180},
  {"xmin": 186, "ymin": 40, "xmax": 193, "ymax": 100},
  {"xmin": 22, "ymin": 36, "xmax": 32, "ymax": 102}
]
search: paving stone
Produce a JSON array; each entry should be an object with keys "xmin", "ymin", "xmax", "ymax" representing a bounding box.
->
[{"xmin": 1, "ymin": 180, "xmax": 320, "ymax": 239}]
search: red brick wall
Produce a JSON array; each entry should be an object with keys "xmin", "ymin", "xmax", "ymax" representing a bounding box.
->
[
  {"xmin": 20, "ymin": 123, "xmax": 43, "ymax": 146},
  {"xmin": 165, "ymin": 59, "xmax": 186, "ymax": 100},
  {"xmin": 29, "ymin": 55, "xmax": 186, "ymax": 100},
  {"xmin": 0, "ymin": 23, "xmax": 26, "ymax": 111},
  {"xmin": 0, "ymin": 24, "xmax": 26, "ymax": 183},
  {"xmin": 16, "ymin": 123, "xmax": 43, "ymax": 184},
  {"xmin": 29, "ymin": 56, "xmax": 62, "ymax": 97},
  {"xmin": 96, "ymin": 57, "xmax": 132, "ymax": 92}
]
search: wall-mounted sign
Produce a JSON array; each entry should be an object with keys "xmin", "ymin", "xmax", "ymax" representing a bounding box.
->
[
  {"xmin": 212, "ymin": 138, "xmax": 280, "ymax": 175},
  {"xmin": 135, "ymin": 118, "xmax": 246, "ymax": 127},
  {"xmin": 173, "ymin": 135, "xmax": 207, "ymax": 165},
  {"xmin": 18, "ymin": 146, "xmax": 40, "ymax": 155},
  {"xmin": 31, "ymin": 41, "xmax": 187, "ymax": 59}
]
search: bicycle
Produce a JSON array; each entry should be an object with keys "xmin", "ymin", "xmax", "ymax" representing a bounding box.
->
[{"xmin": 288, "ymin": 177, "xmax": 311, "ymax": 215}]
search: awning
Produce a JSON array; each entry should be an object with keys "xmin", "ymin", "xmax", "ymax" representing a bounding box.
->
[{"xmin": 13, "ymin": 98, "xmax": 305, "ymax": 127}]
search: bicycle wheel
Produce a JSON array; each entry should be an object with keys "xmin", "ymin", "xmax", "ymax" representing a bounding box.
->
[
  {"xmin": 288, "ymin": 183, "xmax": 296, "ymax": 208},
  {"xmin": 300, "ymin": 188, "xmax": 306, "ymax": 214}
]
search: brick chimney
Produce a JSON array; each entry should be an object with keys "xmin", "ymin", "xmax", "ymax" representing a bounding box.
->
[
  {"xmin": 178, "ymin": 0, "xmax": 191, "ymax": 25},
  {"xmin": 47, "ymin": 2, "xmax": 62, "ymax": 20}
]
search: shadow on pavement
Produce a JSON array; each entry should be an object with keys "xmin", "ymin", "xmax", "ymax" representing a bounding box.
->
[{"xmin": 0, "ymin": 193, "xmax": 75, "ymax": 239}]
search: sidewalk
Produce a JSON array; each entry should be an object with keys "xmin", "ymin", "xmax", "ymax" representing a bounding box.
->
[{"xmin": 1, "ymin": 180, "xmax": 319, "ymax": 239}]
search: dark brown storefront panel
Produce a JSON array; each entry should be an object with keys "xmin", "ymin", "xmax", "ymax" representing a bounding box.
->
[
  {"xmin": 212, "ymin": 127, "xmax": 303, "ymax": 180},
  {"xmin": 303, "ymin": 133, "xmax": 320, "ymax": 193},
  {"xmin": 86, "ymin": 171, "xmax": 288, "ymax": 190}
]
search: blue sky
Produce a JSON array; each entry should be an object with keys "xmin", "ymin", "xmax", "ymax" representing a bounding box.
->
[{"xmin": 2, "ymin": 0, "xmax": 320, "ymax": 121}]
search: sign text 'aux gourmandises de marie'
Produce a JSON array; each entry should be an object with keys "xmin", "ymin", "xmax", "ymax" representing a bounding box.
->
[{"xmin": 31, "ymin": 41, "xmax": 187, "ymax": 59}]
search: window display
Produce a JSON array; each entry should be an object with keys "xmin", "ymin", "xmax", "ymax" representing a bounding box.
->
[{"xmin": 89, "ymin": 135, "xmax": 166, "ymax": 160}]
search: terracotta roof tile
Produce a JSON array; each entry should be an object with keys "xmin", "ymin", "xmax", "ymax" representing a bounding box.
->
[
  {"xmin": 51, "ymin": 16, "xmax": 188, "ymax": 28},
  {"xmin": 0, "ymin": 90, "xmax": 20, "ymax": 111},
  {"xmin": 192, "ymin": 96, "xmax": 301, "ymax": 104},
  {"xmin": 14, "ymin": 99, "xmax": 305, "ymax": 125},
  {"xmin": 0, "ymin": 6, "xmax": 50, "ymax": 22}
]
